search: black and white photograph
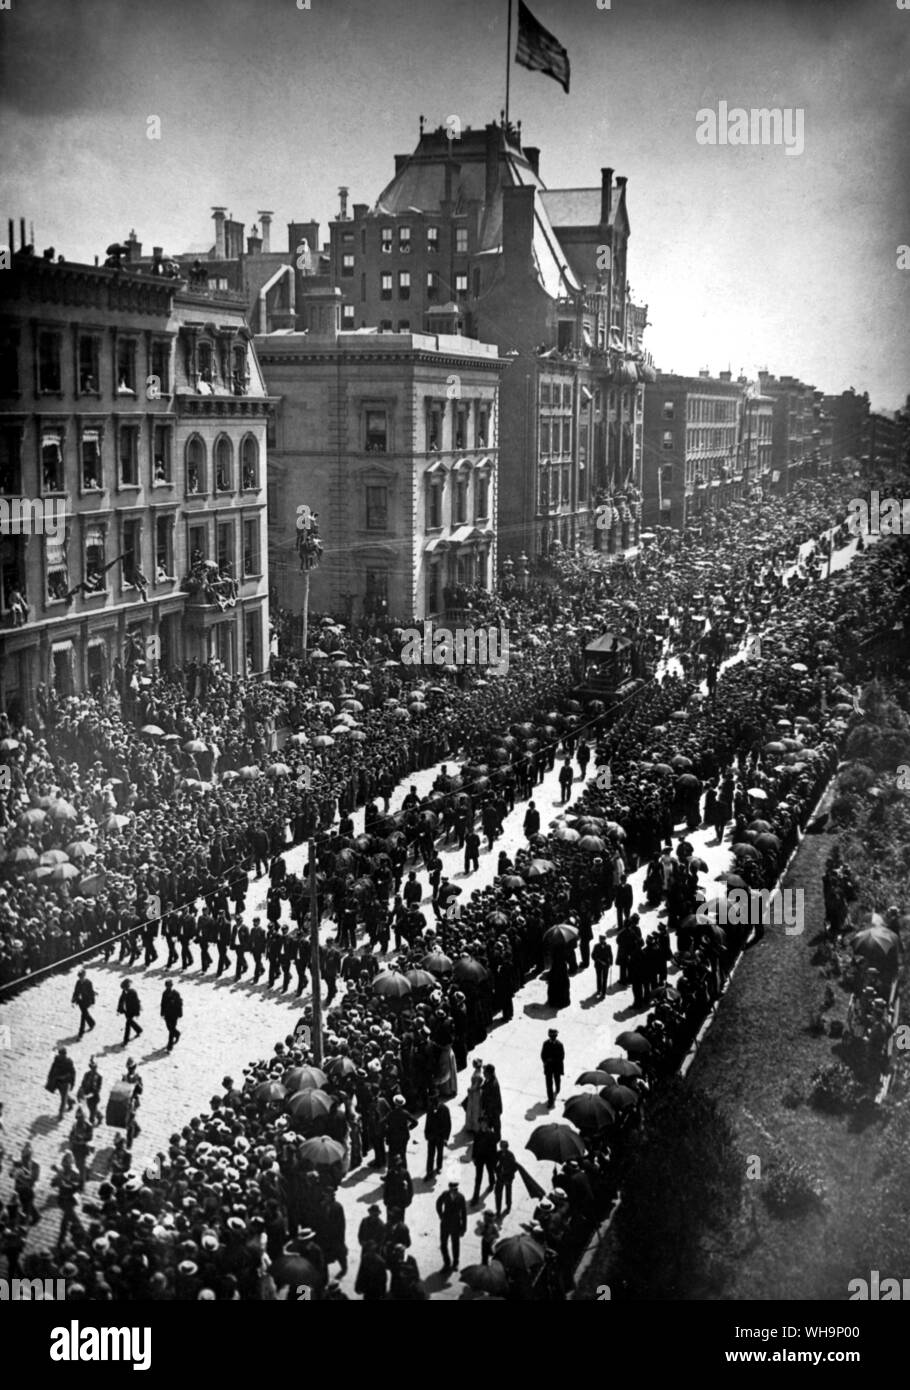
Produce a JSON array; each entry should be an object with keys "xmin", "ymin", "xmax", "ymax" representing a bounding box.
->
[{"xmin": 1, "ymin": 0, "xmax": 909, "ymax": 1352}]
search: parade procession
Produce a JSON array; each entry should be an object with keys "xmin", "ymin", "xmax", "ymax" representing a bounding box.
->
[{"xmin": 1, "ymin": 0, "xmax": 909, "ymax": 1359}]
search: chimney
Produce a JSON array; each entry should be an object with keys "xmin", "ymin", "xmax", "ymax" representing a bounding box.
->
[
  {"xmin": 615, "ymin": 175, "xmax": 628, "ymax": 196},
  {"xmin": 338, "ymin": 186, "xmax": 349, "ymax": 220},
  {"xmin": 485, "ymin": 123, "xmax": 501, "ymax": 207},
  {"xmin": 600, "ymin": 169, "xmax": 614, "ymax": 224},
  {"xmin": 257, "ymin": 211, "xmax": 273, "ymax": 254},
  {"xmin": 20, "ymin": 217, "xmax": 26, "ymax": 250},
  {"xmin": 524, "ymin": 146, "xmax": 540, "ymax": 178},
  {"xmin": 212, "ymin": 207, "xmax": 227, "ymax": 259},
  {"xmin": 353, "ymin": 204, "xmax": 367, "ymax": 219},
  {"xmin": 125, "ymin": 229, "xmax": 142, "ymax": 261},
  {"xmin": 247, "ymin": 226, "xmax": 262, "ymax": 255},
  {"xmin": 8, "ymin": 218, "xmax": 14, "ymax": 252},
  {"xmin": 699, "ymin": 368, "xmax": 710, "ymax": 379},
  {"xmin": 502, "ymin": 185, "xmax": 536, "ymax": 278}
]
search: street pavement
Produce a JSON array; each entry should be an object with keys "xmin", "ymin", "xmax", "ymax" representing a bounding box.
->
[{"xmin": 0, "ymin": 527, "xmax": 863, "ymax": 1298}]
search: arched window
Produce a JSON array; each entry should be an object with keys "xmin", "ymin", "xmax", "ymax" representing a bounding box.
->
[
  {"xmin": 241, "ymin": 435, "xmax": 258, "ymax": 490},
  {"xmin": 214, "ymin": 435, "xmax": 232, "ymax": 492},
  {"xmin": 185, "ymin": 435, "xmax": 206, "ymax": 495}
]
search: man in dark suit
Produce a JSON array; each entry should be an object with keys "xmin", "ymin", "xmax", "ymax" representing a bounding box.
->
[
  {"xmin": 464, "ymin": 828, "xmax": 481, "ymax": 875},
  {"xmin": 592, "ymin": 935, "xmax": 614, "ymax": 998},
  {"xmin": 117, "ymin": 980, "xmax": 142, "ymax": 1045},
  {"xmin": 436, "ymin": 1180, "xmax": 468, "ymax": 1272},
  {"xmin": 160, "ymin": 979, "xmax": 183, "ymax": 1051},
  {"xmin": 615, "ymin": 873, "xmax": 634, "ymax": 932},
  {"xmin": 71, "ymin": 970, "xmax": 96, "ymax": 1038},
  {"xmin": 423, "ymin": 1095, "xmax": 451, "ymax": 1180},
  {"xmin": 541, "ymin": 1028, "xmax": 565, "ymax": 1107},
  {"xmin": 523, "ymin": 800, "xmax": 540, "ymax": 840},
  {"xmin": 250, "ymin": 917, "xmax": 267, "ymax": 982}
]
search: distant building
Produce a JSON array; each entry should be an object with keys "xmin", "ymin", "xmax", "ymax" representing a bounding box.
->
[
  {"xmin": 0, "ymin": 228, "xmax": 269, "ymax": 717},
  {"xmin": 642, "ymin": 370, "xmax": 749, "ymax": 531},
  {"xmin": 757, "ymin": 372, "xmax": 817, "ymax": 493},
  {"xmin": 255, "ymin": 317, "xmax": 505, "ymax": 623}
]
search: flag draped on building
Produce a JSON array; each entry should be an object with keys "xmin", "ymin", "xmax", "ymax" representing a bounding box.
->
[{"xmin": 515, "ymin": 0, "xmax": 570, "ymax": 93}]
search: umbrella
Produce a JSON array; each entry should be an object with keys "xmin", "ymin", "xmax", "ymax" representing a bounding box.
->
[
  {"xmin": 675, "ymin": 773, "xmax": 700, "ymax": 790},
  {"xmin": 753, "ymin": 832, "xmax": 780, "ymax": 852},
  {"xmin": 747, "ymin": 787, "xmax": 768, "ymax": 802},
  {"xmin": 493, "ymin": 1234, "xmax": 546, "ymax": 1274},
  {"xmin": 746, "ymin": 820, "xmax": 772, "ymax": 834},
  {"xmin": 764, "ymin": 742, "xmax": 786, "ymax": 754},
  {"xmin": 554, "ymin": 826, "xmax": 580, "ymax": 843},
  {"xmin": 461, "ymin": 1261, "xmax": 509, "ymax": 1295},
  {"xmin": 298, "ymin": 1135, "xmax": 346, "ymax": 1169},
  {"xmin": 791, "ymin": 662, "xmax": 809, "ymax": 673},
  {"xmin": 404, "ymin": 969, "xmax": 437, "ymax": 992},
  {"xmin": 688, "ymin": 856, "xmax": 709, "ymax": 873},
  {"xmin": 266, "ymin": 762, "xmax": 292, "ymax": 777},
  {"xmin": 331, "ymin": 725, "xmax": 352, "ymax": 736},
  {"xmin": 102, "ymin": 813, "xmax": 130, "ymax": 831},
  {"xmin": 50, "ymin": 800, "xmax": 78, "ymax": 821},
  {"xmin": 19, "ymin": 808, "xmax": 47, "ymax": 827},
  {"xmin": 0, "ymin": 737, "xmax": 20, "ymax": 752},
  {"xmin": 670, "ymin": 754, "xmax": 693, "ymax": 771},
  {"xmin": 341, "ymin": 699, "xmax": 364, "ymax": 712},
  {"xmin": 287, "ymin": 733, "xmax": 309, "ymax": 747},
  {"xmin": 286, "ymin": 1088, "xmax": 334, "ymax": 1122},
  {"xmin": 238, "ymin": 765, "xmax": 262, "ymax": 780},
  {"xmin": 527, "ymin": 858, "xmax": 556, "ymax": 878},
  {"xmin": 733, "ymin": 843, "xmax": 761, "ymax": 861},
  {"xmin": 543, "ymin": 923, "xmax": 579, "ymax": 948},
  {"xmin": 595, "ymin": 1058, "xmax": 643, "ymax": 1078},
  {"xmin": 283, "ymin": 1066, "xmax": 328, "ymax": 1092},
  {"xmin": 183, "ymin": 739, "xmax": 207, "ymax": 753},
  {"xmin": 453, "ymin": 957, "xmax": 489, "ymax": 985},
  {"xmin": 49, "ymin": 862, "xmax": 80, "ymax": 882},
  {"xmin": 601, "ymin": 1084, "xmax": 639, "ymax": 1110},
  {"xmin": 78, "ymin": 872, "xmax": 107, "ymax": 896},
  {"xmin": 272, "ymin": 1255, "xmax": 320, "ymax": 1290},
  {"xmin": 325, "ymin": 1056, "xmax": 358, "ymax": 1080},
  {"xmin": 312, "ymin": 735, "xmax": 335, "ymax": 748},
  {"xmin": 653, "ymin": 763, "xmax": 673, "ymax": 776},
  {"xmin": 563, "ymin": 1094, "xmax": 615, "ymax": 1130},
  {"xmin": 140, "ymin": 725, "xmax": 165, "ymax": 737},
  {"xmin": 525, "ymin": 1123, "xmax": 586, "ymax": 1162},
  {"xmin": 718, "ymin": 872, "xmax": 748, "ymax": 890},
  {"xmin": 578, "ymin": 835, "xmax": 606, "ymax": 853},
  {"xmin": 39, "ymin": 849, "xmax": 70, "ymax": 865},
  {"xmin": 500, "ymin": 874, "xmax": 526, "ymax": 890},
  {"xmin": 575, "ymin": 1070, "xmax": 614, "ymax": 1087},
  {"xmin": 421, "ymin": 951, "xmax": 454, "ymax": 975},
  {"xmin": 615, "ymin": 1031, "xmax": 652, "ymax": 1056},
  {"xmin": 253, "ymin": 1081, "xmax": 287, "ymax": 1106},
  {"xmin": 852, "ymin": 924, "xmax": 899, "ymax": 970},
  {"xmin": 348, "ymin": 729, "xmax": 367, "ymax": 741},
  {"xmin": 372, "ymin": 971, "xmax": 412, "ymax": 1000}
]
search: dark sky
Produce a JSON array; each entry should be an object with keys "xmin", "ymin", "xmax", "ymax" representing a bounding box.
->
[{"xmin": 2, "ymin": 0, "xmax": 908, "ymax": 406}]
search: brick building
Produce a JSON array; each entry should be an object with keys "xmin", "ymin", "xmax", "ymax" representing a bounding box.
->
[{"xmin": 642, "ymin": 371, "xmax": 750, "ymax": 531}]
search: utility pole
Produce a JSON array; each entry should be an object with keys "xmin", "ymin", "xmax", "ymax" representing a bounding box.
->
[
  {"xmin": 296, "ymin": 504, "xmax": 322, "ymax": 659},
  {"xmin": 308, "ymin": 839, "xmax": 323, "ymax": 1064}
]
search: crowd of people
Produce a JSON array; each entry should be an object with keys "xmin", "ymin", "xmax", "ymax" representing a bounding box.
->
[{"xmin": 1, "ymin": 469, "xmax": 908, "ymax": 1298}]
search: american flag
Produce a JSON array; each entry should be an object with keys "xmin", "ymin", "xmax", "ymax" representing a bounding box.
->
[{"xmin": 515, "ymin": 1, "xmax": 570, "ymax": 94}]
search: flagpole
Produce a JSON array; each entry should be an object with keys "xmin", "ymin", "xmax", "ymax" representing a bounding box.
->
[{"xmin": 505, "ymin": 0, "xmax": 513, "ymax": 127}]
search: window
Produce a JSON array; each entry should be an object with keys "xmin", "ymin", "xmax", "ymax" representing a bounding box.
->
[
  {"xmin": 427, "ymin": 562, "xmax": 442, "ymax": 614},
  {"xmin": 360, "ymin": 272, "xmax": 366, "ymax": 303},
  {"xmin": 45, "ymin": 532, "xmax": 69, "ymax": 604},
  {"xmin": 398, "ymin": 271, "xmax": 410, "ymax": 300},
  {"xmin": 455, "ymin": 227, "xmax": 468, "ymax": 254},
  {"xmin": 152, "ymin": 424, "xmax": 171, "ymax": 484},
  {"xmin": 366, "ymin": 484, "xmax": 388, "ymax": 530},
  {"xmin": 475, "ymin": 475, "xmax": 489, "ymax": 520},
  {"xmin": 241, "ymin": 435, "xmax": 259, "ymax": 489},
  {"xmin": 426, "ymin": 271, "xmax": 439, "ymax": 302},
  {"xmin": 155, "ymin": 516, "xmax": 174, "ymax": 581},
  {"xmin": 540, "ymin": 420, "xmax": 551, "ymax": 455},
  {"xmin": 38, "ymin": 332, "xmax": 62, "ymax": 393},
  {"xmin": 78, "ymin": 336, "xmax": 100, "ymax": 394},
  {"xmin": 198, "ymin": 341, "xmax": 214, "ymax": 386},
  {"xmin": 380, "ymin": 227, "xmax": 393, "ymax": 254},
  {"xmin": 119, "ymin": 424, "xmax": 139, "ymax": 485},
  {"xmin": 427, "ymin": 225, "xmax": 439, "ymax": 253},
  {"xmin": 232, "ymin": 344, "xmax": 248, "ymax": 396},
  {"xmin": 0, "ymin": 429, "xmax": 22, "ymax": 493},
  {"xmin": 365, "ymin": 410, "xmax": 387, "ymax": 453},
  {"xmin": 540, "ymin": 382, "xmax": 551, "ymax": 407},
  {"xmin": 342, "ymin": 305, "xmax": 355, "ymax": 327},
  {"xmin": 476, "ymin": 404, "xmax": 489, "ymax": 448},
  {"xmin": 562, "ymin": 419, "xmax": 572, "ymax": 454},
  {"xmin": 341, "ymin": 253, "xmax": 355, "ymax": 278},
  {"xmin": 398, "ymin": 225, "xmax": 411, "ymax": 254},
  {"xmin": 360, "ymin": 228, "xmax": 366, "ymax": 256},
  {"xmin": 472, "ymin": 268, "xmax": 481, "ymax": 299},
  {"xmin": 243, "ymin": 519, "xmax": 260, "ymax": 576},
  {"xmin": 216, "ymin": 520, "xmax": 233, "ymax": 572},
  {"xmin": 562, "ymin": 384, "xmax": 573, "ymax": 408},
  {"xmin": 116, "ymin": 339, "xmax": 137, "ymax": 393},
  {"xmin": 185, "ymin": 435, "xmax": 205, "ymax": 494},
  {"xmin": 215, "ymin": 436, "xmax": 232, "ymax": 491},
  {"xmin": 397, "ymin": 320, "xmax": 410, "ymax": 332},
  {"xmin": 188, "ymin": 523, "xmax": 206, "ymax": 565},
  {"xmin": 0, "ymin": 328, "xmax": 19, "ymax": 394},
  {"xmin": 363, "ymin": 569, "xmax": 388, "ymax": 616},
  {"xmin": 454, "ymin": 477, "xmax": 468, "ymax": 524},
  {"xmin": 562, "ymin": 465, "xmax": 571, "ymax": 505},
  {"xmin": 455, "ymin": 402, "xmax": 468, "ymax": 450},
  {"xmin": 455, "ymin": 273, "xmax": 468, "ymax": 301},
  {"xmin": 379, "ymin": 320, "xmax": 392, "ymax": 331},
  {"xmin": 426, "ymin": 480, "xmax": 442, "ymax": 529},
  {"xmin": 151, "ymin": 340, "xmax": 170, "ymax": 395},
  {"xmin": 122, "ymin": 519, "xmax": 143, "ymax": 591},
  {"xmin": 427, "ymin": 402, "xmax": 443, "ymax": 451},
  {"xmin": 380, "ymin": 273, "xmax": 393, "ymax": 301},
  {"xmin": 41, "ymin": 431, "xmax": 64, "ymax": 492},
  {"xmin": 662, "ymin": 430, "xmax": 674, "ymax": 450},
  {"xmin": 84, "ymin": 523, "xmax": 107, "ymax": 594},
  {"xmin": 81, "ymin": 428, "xmax": 102, "ymax": 490}
]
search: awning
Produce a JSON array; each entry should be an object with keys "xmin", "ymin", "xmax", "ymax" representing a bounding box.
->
[
  {"xmin": 424, "ymin": 537, "xmax": 450, "ymax": 553},
  {"xmin": 580, "ymin": 386, "xmax": 593, "ymax": 403},
  {"xmin": 448, "ymin": 525, "xmax": 474, "ymax": 544},
  {"xmin": 84, "ymin": 525, "xmax": 105, "ymax": 549},
  {"xmin": 81, "ymin": 428, "xmax": 100, "ymax": 446},
  {"xmin": 46, "ymin": 536, "xmax": 67, "ymax": 566}
]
